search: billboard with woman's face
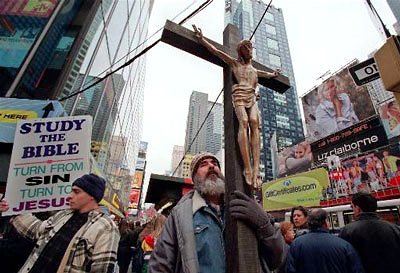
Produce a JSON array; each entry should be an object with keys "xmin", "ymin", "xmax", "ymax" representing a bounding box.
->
[
  {"xmin": 379, "ymin": 99, "xmax": 400, "ymax": 139},
  {"xmin": 277, "ymin": 141, "xmax": 313, "ymax": 178},
  {"xmin": 302, "ymin": 61, "xmax": 376, "ymax": 142}
]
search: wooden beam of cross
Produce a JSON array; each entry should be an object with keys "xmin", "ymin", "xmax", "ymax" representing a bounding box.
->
[{"xmin": 161, "ymin": 20, "xmax": 290, "ymax": 273}]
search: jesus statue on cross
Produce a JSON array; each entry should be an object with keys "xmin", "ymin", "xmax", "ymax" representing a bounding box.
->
[{"xmin": 193, "ymin": 25, "xmax": 280, "ymax": 189}]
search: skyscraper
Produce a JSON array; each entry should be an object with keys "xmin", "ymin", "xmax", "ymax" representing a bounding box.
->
[
  {"xmin": 387, "ymin": 0, "xmax": 400, "ymax": 34},
  {"xmin": 0, "ymin": 1, "xmax": 153, "ymax": 207},
  {"xmin": 184, "ymin": 91, "xmax": 223, "ymax": 156},
  {"xmin": 171, "ymin": 145, "xmax": 184, "ymax": 176},
  {"xmin": 206, "ymin": 102, "xmax": 223, "ymax": 155},
  {"xmin": 225, "ymin": 0, "xmax": 304, "ymax": 181},
  {"xmin": 387, "ymin": 0, "xmax": 400, "ymax": 22}
]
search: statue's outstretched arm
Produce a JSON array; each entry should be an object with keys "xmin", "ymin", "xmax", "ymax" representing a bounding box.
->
[
  {"xmin": 192, "ymin": 24, "xmax": 235, "ymax": 67},
  {"xmin": 258, "ymin": 68, "xmax": 280, "ymax": 79}
]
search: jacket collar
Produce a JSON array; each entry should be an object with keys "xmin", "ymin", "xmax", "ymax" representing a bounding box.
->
[
  {"xmin": 65, "ymin": 208, "xmax": 103, "ymax": 220},
  {"xmin": 309, "ymin": 228, "xmax": 328, "ymax": 233},
  {"xmin": 192, "ymin": 190, "xmax": 207, "ymax": 215},
  {"xmin": 356, "ymin": 212, "xmax": 379, "ymax": 221}
]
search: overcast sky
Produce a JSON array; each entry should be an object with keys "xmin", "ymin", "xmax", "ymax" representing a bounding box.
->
[{"xmin": 140, "ymin": 0, "xmax": 396, "ymax": 182}]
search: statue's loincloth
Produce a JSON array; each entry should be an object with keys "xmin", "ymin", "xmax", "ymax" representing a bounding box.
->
[{"xmin": 232, "ymin": 84, "xmax": 256, "ymax": 109}]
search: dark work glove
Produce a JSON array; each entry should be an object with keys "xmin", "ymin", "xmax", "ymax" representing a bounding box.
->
[{"xmin": 229, "ymin": 190, "xmax": 270, "ymax": 229}]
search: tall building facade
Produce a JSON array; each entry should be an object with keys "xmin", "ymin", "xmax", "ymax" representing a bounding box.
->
[
  {"xmin": 0, "ymin": 0, "xmax": 154, "ymax": 207},
  {"xmin": 206, "ymin": 102, "xmax": 223, "ymax": 155},
  {"xmin": 171, "ymin": 145, "xmax": 184, "ymax": 176},
  {"xmin": 225, "ymin": 0, "xmax": 304, "ymax": 181},
  {"xmin": 366, "ymin": 51, "xmax": 394, "ymax": 110},
  {"xmin": 184, "ymin": 91, "xmax": 223, "ymax": 156},
  {"xmin": 387, "ymin": 0, "xmax": 400, "ymax": 21},
  {"xmin": 0, "ymin": 0, "xmax": 103, "ymax": 98},
  {"xmin": 387, "ymin": 0, "xmax": 400, "ymax": 34}
]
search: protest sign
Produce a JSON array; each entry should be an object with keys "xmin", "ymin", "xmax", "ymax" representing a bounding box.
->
[{"xmin": 3, "ymin": 115, "xmax": 92, "ymax": 216}]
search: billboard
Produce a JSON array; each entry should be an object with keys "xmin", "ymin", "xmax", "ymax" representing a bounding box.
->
[
  {"xmin": 302, "ymin": 61, "xmax": 376, "ymax": 142},
  {"xmin": 331, "ymin": 144, "xmax": 400, "ymax": 195},
  {"xmin": 262, "ymin": 168, "xmax": 329, "ymax": 211},
  {"xmin": 0, "ymin": 0, "xmax": 58, "ymax": 18},
  {"xmin": 129, "ymin": 189, "xmax": 140, "ymax": 208},
  {"xmin": 378, "ymin": 99, "xmax": 400, "ymax": 139},
  {"xmin": 4, "ymin": 116, "xmax": 92, "ymax": 216},
  {"xmin": 139, "ymin": 141, "xmax": 148, "ymax": 154},
  {"xmin": 132, "ymin": 170, "xmax": 144, "ymax": 189},
  {"xmin": 311, "ymin": 116, "xmax": 388, "ymax": 166},
  {"xmin": 0, "ymin": 98, "xmax": 66, "ymax": 142},
  {"xmin": 277, "ymin": 140, "xmax": 312, "ymax": 178},
  {"xmin": 136, "ymin": 158, "xmax": 146, "ymax": 170}
]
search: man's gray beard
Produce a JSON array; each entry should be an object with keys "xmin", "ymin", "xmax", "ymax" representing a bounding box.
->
[{"xmin": 194, "ymin": 173, "xmax": 225, "ymax": 197}]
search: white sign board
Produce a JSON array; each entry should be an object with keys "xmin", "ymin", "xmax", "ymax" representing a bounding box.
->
[
  {"xmin": 349, "ymin": 57, "xmax": 380, "ymax": 86},
  {"xmin": 3, "ymin": 116, "xmax": 92, "ymax": 216}
]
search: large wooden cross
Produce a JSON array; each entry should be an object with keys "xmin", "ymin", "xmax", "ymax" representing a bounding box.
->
[{"xmin": 161, "ymin": 20, "xmax": 290, "ymax": 273}]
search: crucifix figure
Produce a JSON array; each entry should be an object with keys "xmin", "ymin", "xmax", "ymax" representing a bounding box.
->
[
  {"xmin": 193, "ymin": 25, "xmax": 280, "ymax": 189},
  {"xmin": 160, "ymin": 20, "xmax": 290, "ymax": 273}
]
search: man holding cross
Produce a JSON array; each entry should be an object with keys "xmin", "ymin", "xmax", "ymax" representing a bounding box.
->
[
  {"xmin": 192, "ymin": 25, "xmax": 280, "ymax": 189},
  {"xmin": 148, "ymin": 153, "xmax": 286, "ymax": 273}
]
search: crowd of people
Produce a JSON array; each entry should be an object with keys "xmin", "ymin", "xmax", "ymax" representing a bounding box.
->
[
  {"xmin": 0, "ymin": 153, "xmax": 399, "ymax": 273},
  {"xmin": 280, "ymin": 195, "xmax": 400, "ymax": 273}
]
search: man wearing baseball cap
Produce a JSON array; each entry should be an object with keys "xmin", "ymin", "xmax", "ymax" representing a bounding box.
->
[
  {"xmin": 148, "ymin": 153, "xmax": 286, "ymax": 273},
  {"xmin": 0, "ymin": 173, "xmax": 120, "ymax": 273}
]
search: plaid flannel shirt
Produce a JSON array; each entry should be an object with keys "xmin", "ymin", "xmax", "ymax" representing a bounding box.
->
[{"xmin": 11, "ymin": 209, "xmax": 120, "ymax": 273}]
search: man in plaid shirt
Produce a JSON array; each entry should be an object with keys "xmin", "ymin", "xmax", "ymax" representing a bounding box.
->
[{"xmin": 0, "ymin": 174, "xmax": 120, "ymax": 273}]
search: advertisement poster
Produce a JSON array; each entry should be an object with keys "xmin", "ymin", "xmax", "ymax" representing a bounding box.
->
[
  {"xmin": 129, "ymin": 189, "xmax": 141, "ymax": 209},
  {"xmin": 0, "ymin": 98, "xmax": 66, "ymax": 142},
  {"xmin": 277, "ymin": 140, "xmax": 312, "ymax": 178},
  {"xmin": 311, "ymin": 116, "xmax": 388, "ymax": 166},
  {"xmin": 378, "ymin": 99, "xmax": 400, "ymax": 139},
  {"xmin": 3, "ymin": 115, "xmax": 92, "ymax": 216},
  {"xmin": 302, "ymin": 60, "xmax": 376, "ymax": 142},
  {"xmin": 334, "ymin": 145, "xmax": 400, "ymax": 195},
  {"xmin": 262, "ymin": 168, "xmax": 329, "ymax": 211},
  {"xmin": 132, "ymin": 170, "xmax": 144, "ymax": 189},
  {"xmin": 0, "ymin": 0, "xmax": 58, "ymax": 18}
]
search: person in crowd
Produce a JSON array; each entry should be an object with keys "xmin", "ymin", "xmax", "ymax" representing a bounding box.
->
[
  {"xmin": 286, "ymin": 208, "xmax": 365, "ymax": 273},
  {"xmin": 0, "ymin": 216, "xmax": 35, "ymax": 273},
  {"xmin": 350, "ymin": 161, "xmax": 363, "ymax": 193},
  {"xmin": 117, "ymin": 219, "xmax": 137, "ymax": 273},
  {"xmin": 339, "ymin": 192, "xmax": 400, "ymax": 273},
  {"xmin": 284, "ymin": 142, "xmax": 312, "ymax": 176},
  {"xmin": 0, "ymin": 173, "xmax": 120, "ymax": 273},
  {"xmin": 290, "ymin": 206, "xmax": 309, "ymax": 237},
  {"xmin": 276, "ymin": 221, "xmax": 294, "ymax": 273},
  {"xmin": 315, "ymin": 77, "xmax": 359, "ymax": 138},
  {"xmin": 148, "ymin": 152, "xmax": 286, "ymax": 273},
  {"xmin": 279, "ymin": 221, "xmax": 295, "ymax": 245},
  {"xmin": 132, "ymin": 221, "xmax": 145, "ymax": 273},
  {"xmin": 139, "ymin": 214, "xmax": 167, "ymax": 273}
]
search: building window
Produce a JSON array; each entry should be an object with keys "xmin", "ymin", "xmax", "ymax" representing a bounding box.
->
[
  {"xmin": 278, "ymin": 137, "xmax": 292, "ymax": 148},
  {"xmin": 267, "ymin": 38, "xmax": 279, "ymax": 50},
  {"xmin": 273, "ymin": 92, "xmax": 286, "ymax": 105},
  {"xmin": 276, "ymin": 113, "xmax": 290, "ymax": 130},
  {"xmin": 265, "ymin": 12, "xmax": 274, "ymax": 21},
  {"xmin": 265, "ymin": 24, "xmax": 276, "ymax": 35},
  {"xmin": 269, "ymin": 54, "xmax": 281, "ymax": 68}
]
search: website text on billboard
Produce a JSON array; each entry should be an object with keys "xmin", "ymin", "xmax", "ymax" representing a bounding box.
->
[{"xmin": 265, "ymin": 183, "xmax": 317, "ymax": 198}]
